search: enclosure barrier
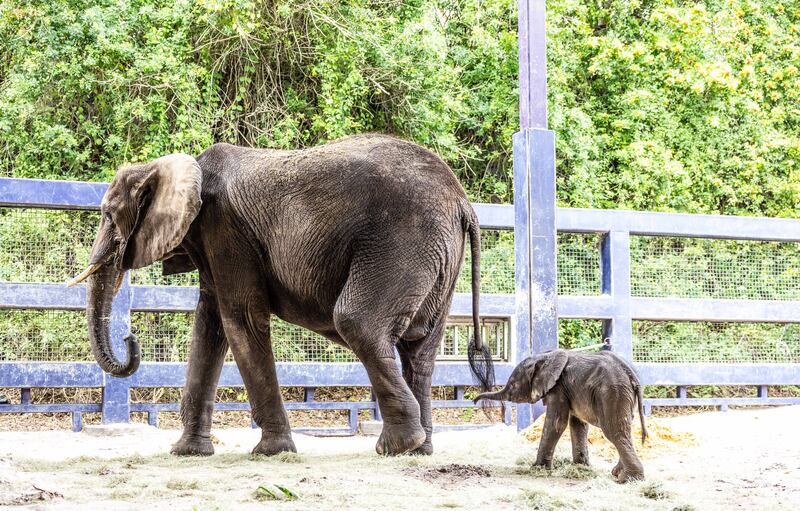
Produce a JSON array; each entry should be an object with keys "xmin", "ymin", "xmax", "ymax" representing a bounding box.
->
[{"xmin": 1, "ymin": 176, "xmax": 799, "ymax": 432}]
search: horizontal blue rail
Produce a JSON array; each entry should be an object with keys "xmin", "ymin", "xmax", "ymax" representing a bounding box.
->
[{"xmin": 4, "ymin": 178, "xmax": 800, "ymax": 240}]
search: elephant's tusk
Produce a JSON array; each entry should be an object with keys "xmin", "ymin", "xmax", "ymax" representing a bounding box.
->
[
  {"xmin": 113, "ymin": 271, "xmax": 126, "ymax": 296},
  {"xmin": 66, "ymin": 264, "xmax": 99, "ymax": 287}
]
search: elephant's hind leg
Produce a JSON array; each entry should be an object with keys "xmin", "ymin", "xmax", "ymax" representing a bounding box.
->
[
  {"xmin": 397, "ymin": 317, "xmax": 446, "ymax": 456},
  {"xmin": 334, "ymin": 272, "xmax": 428, "ymax": 456},
  {"xmin": 172, "ymin": 288, "xmax": 228, "ymax": 456},
  {"xmin": 602, "ymin": 423, "xmax": 644, "ymax": 483}
]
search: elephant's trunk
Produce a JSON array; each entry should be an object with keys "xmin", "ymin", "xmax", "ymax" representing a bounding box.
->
[
  {"xmin": 85, "ymin": 263, "xmax": 140, "ymax": 377},
  {"xmin": 472, "ymin": 388, "xmax": 507, "ymax": 404}
]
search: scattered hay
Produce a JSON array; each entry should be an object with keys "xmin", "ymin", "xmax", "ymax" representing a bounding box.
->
[
  {"xmin": 519, "ymin": 489, "xmax": 575, "ymax": 510},
  {"xmin": 521, "ymin": 415, "xmax": 696, "ymax": 460},
  {"xmin": 640, "ymin": 481, "xmax": 672, "ymax": 500},
  {"xmin": 515, "ymin": 456, "xmax": 598, "ymax": 480}
]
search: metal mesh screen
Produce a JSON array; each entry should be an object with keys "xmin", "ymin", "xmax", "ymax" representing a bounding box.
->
[
  {"xmin": 454, "ymin": 230, "xmax": 601, "ymax": 296},
  {"xmin": 558, "ymin": 233, "xmax": 601, "ymax": 296},
  {"xmin": 131, "ymin": 312, "xmax": 197, "ymax": 362},
  {"xmin": 130, "ymin": 263, "xmax": 199, "ymax": 286},
  {"xmin": 456, "ymin": 229, "xmax": 514, "ymax": 294},
  {"xmin": 633, "ymin": 321, "xmax": 800, "ymax": 363},
  {"xmin": 631, "ymin": 237, "xmax": 800, "ymax": 300},
  {"xmin": 130, "ymin": 312, "xmax": 510, "ymax": 363},
  {"xmin": 0, "ymin": 208, "xmax": 98, "ymax": 283},
  {"xmin": 438, "ymin": 318, "xmax": 508, "ymax": 361},
  {"xmin": 0, "ymin": 310, "xmax": 92, "ymax": 361},
  {"xmin": 558, "ymin": 319, "xmax": 604, "ymax": 350}
]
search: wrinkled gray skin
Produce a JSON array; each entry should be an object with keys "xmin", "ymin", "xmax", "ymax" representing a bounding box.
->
[
  {"xmin": 475, "ymin": 350, "xmax": 647, "ymax": 483},
  {"xmin": 70, "ymin": 134, "xmax": 489, "ymax": 457}
]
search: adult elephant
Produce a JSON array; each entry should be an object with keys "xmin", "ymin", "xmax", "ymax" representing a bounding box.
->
[{"xmin": 68, "ymin": 134, "xmax": 494, "ymax": 457}]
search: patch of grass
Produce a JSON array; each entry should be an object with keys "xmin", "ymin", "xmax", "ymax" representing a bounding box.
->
[
  {"xmin": 641, "ymin": 481, "xmax": 672, "ymax": 500},
  {"xmin": 105, "ymin": 475, "xmax": 128, "ymax": 488},
  {"xmin": 271, "ymin": 451, "xmax": 305, "ymax": 464},
  {"xmin": 166, "ymin": 478, "xmax": 200, "ymax": 491},
  {"xmin": 520, "ymin": 489, "xmax": 573, "ymax": 510},
  {"xmin": 108, "ymin": 488, "xmax": 139, "ymax": 500},
  {"xmin": 671, "ymin": 506, "xmax": 697, "ymax": 511},
  {"xmin": 515, "ymin": 457, "xmax": 598, "ymax": 480},
  {"xmin": 437, "ymin": 503, "xmax": 462, "ymax": 509}
]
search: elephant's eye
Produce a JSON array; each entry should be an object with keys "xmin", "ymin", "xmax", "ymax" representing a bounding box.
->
[{"xmin": 104, "ymin": 212, "xmax": 113, "ymax": 224}]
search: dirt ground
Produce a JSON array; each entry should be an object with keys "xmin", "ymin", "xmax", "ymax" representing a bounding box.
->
[{"xmin": 1, "ymin": 406, "xmax": 798, "ymax": 511}]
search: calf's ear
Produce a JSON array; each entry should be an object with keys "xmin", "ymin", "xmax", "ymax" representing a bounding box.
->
[{"xmin": 529, "ymin": 350, "xmax": 568, "ymax": 402}]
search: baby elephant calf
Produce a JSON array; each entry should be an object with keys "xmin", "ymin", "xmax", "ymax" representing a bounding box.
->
[{"xmin": 474, "ymin": 349, "xmax": 647, "ymax": 482}]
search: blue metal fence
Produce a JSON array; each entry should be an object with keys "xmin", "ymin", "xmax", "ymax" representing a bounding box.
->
[
  {"xmin": 1, "ymin": 176, "xmax": 798, "ymax": 432},
  {"xmin": 1, "ymin": 0, "xmax": 798, "ymax": 434}
]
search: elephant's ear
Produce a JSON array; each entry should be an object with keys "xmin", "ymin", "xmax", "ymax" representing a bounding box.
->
[
  {"xmin": 122, "ymin": 154, "xmax": 202, "ymax": 270},
  {"xmin": 529, "ymin": 350, "xmax": 568, "ymax": 402}
]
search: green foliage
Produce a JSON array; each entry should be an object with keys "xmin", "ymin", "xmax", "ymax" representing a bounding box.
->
[
  {"xmin": 2, "ymin": 1, "xmax": 800, "ymax": 370},
  {"xmin": 549, "ymin": 0, "xmax": 800, "ymax": 216}
]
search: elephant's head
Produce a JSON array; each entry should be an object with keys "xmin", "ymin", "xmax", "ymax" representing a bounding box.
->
[
  {"xmin": 473, "ymin": 350, "xmax": 568, "ymax": 404},
  {"xmin": 67, "ymin": 154, "xmax": 202, "ymax": 377}
]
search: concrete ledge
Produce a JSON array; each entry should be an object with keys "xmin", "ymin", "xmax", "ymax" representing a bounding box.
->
[
  {"xmin": 82, "ymin": 423, "xmax": 156, "ymax": 437},
  {"xmin": 358, "ymin": 420, "xmax": 383, "ymax": 436}
]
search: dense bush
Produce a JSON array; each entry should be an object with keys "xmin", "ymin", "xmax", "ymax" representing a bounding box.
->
[{"xmin": 2, "ymin": 0, "xmax": 797, "ymax": 213}]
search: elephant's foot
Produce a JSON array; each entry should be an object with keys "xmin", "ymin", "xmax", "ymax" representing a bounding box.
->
[
  {"xmin": 171, "ymin": 434, "xmax": 214, "ymax": 456},
  {"xmin": 409, "ymin": 440, "xmax": 433, "ymax": 456},
  {"xmin": 375, "ymin": 422, "xmax": 426, "ymax": 456},
  {"xmin": 533, "ymin": 459, "xmax": 553, "ymax": 470},
  {"xmin": 615, "ymin": 467, "xmax": 644, "ymax": 483},
  {"xmin": 573, "ymin": 453, "xmax": 590, "ymax": 465},
  {"xmin": 252, "ymin": 433, "xmax": 297, "ymax": 456}
]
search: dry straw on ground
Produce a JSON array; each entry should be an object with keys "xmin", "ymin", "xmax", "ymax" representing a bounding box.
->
[{"xmin": 521, "ymin": 414, "xmax": 697, "ymax": 460}]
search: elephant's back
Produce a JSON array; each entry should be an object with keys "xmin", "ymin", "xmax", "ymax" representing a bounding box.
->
[{"xmin": 202, "ymin": 136, "xmax": 470, "ymax": 333}]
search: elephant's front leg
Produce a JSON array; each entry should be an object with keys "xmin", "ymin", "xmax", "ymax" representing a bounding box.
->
[
  {"xmin": 534, "ymin": 393, "xmax": 570, "ymax": 468},
  {"xmin": 569, "ymin": 415, "xmax": 590, "ymax": 465},
  {"xmin": 218, "ymin": 291, "xmax": 295, "ymax": 456},
  {"xmin": 172, "ymin": 289, "xmax": 229, "ymax": 456}
]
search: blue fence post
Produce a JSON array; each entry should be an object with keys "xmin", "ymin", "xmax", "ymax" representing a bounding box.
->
[
  {"xmin": 600, "ymin": 231, "xmax": 633, "ymax": 361},
  {"xmin": 101, "ymin": 273, "xmax": 132, "ymax": 423},
  {"xmin": 514, "ymin": 0, "xmax": 558, "ymax": 430}
]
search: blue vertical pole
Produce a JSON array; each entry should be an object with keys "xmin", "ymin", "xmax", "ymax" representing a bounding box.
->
[
  {"xmin": 600, "ymin": 231, "xmax": 633, "ymax": 362},
  {"xmin": 514, "ymin": 0, "xmax": 558, "ymax": 430},
  {"xmin": 102, "ymin": 273, "xmax": 132, "ymax": 423}
]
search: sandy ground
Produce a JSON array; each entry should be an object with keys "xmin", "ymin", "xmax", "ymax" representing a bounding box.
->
[{"xmin": 1, "ymin": 406, "xmax": 799, "ymax": 511}]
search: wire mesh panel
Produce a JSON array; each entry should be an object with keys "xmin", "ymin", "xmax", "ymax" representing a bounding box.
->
[
  {"xmin": 271, "ymin": 318, "xmax": 356, "ymax": 362},
  {"xmin": 130, "ymin": 312, "xmax": 509, "ymax": 363},
  {"xmin": 456, "ymin": 229, "xmax": 514, "ymax": 294},
  {"xmin": 130, "ymin": 263, "xmax": 199, "ymax": 286},
  {"xmin": 558, "ymin": 319, "xmax": 604, "ymax": 350},
  {"xmin": 0, "ymin": 310, "xmax": 92, "ymax": 361},
  {"xmin": 633, "ymin": 321, "xmax": 800, "ymax": 363},
  {"xmin": 557, "ymin": 233, "xmax": 601, "ymax": 296},
  {"xmin": 131, "ymin": 312, "xmax": 196, "ymax": 362},
  {"xmin": 438, "ymin": 318, "xmax": 508, "ymax": 361},
  {"xmin": 631, "ymin": 237, "xmax": 800, "ymax": 300},
  {"xmin": 0, "ymin": 208, "xmax": 98, "ymax": 283}
]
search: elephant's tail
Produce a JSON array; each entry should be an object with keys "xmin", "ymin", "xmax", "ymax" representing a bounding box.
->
[
  {"xmin": 463, "ymin": 206, "xmax": 495, "ymax": 395},
  {"xmin": 637, "ymin": 383, "xmax": 648, "ymax": 444}
]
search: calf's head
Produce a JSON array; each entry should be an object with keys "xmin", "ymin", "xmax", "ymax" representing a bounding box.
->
[{"xmin": 473, "ymin": 350, "xmax": 568, "ymax": 404}]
